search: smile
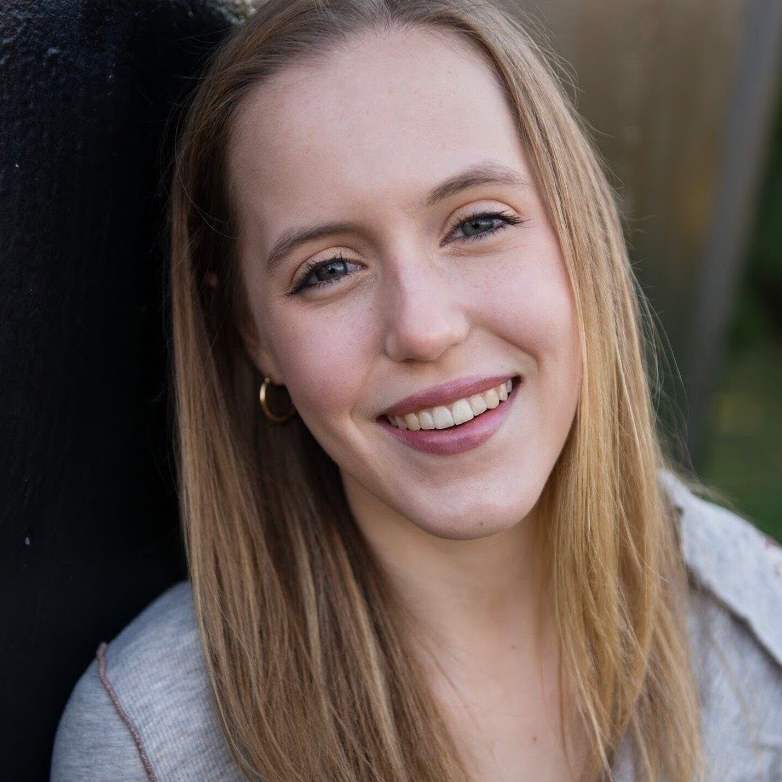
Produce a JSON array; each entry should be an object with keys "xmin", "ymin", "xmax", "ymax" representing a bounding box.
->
[
  {"xmin": 385, "ymin": 378, "xmax": 514, "ymax": 430},
  {"xmin": 378, "ymin": 376, "xmax": 521, "ymax": 456}
]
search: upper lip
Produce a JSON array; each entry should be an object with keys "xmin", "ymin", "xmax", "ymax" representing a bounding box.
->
[{"xmin": 380, "ymin": 374, "xmax": 516, "ymax": 418}]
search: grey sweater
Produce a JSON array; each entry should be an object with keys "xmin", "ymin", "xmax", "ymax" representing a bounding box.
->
[{"xmin": 50, "ymin": 475, "xmax": 782, "ymax": 781}]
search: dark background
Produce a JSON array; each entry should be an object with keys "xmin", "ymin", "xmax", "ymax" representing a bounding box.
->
[
  {"xmin": 1, "ymin": 1, "xmax": 780, "ymax": 780},
  {"xmin": 0, "ymin": 2, "xmax": 236, "ymax": 779}
]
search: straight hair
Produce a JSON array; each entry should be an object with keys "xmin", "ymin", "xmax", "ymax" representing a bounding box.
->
[{"xmin": 168, "ymin": 1, "xmax": 702, "ymax": 780}]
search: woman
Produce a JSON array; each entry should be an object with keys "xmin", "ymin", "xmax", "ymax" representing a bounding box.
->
[{"xmin": 51, "ymin": 1, "xmax": 782, "ymax": 780}]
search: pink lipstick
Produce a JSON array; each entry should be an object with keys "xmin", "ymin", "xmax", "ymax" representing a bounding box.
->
[{"xmin": 377, "ymin": 375, "xmax": 520, "ymax": 456}]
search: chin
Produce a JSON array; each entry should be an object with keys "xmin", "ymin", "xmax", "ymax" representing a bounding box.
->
[
  {"xmin": 407, "ymin": 494, "xmax": 540, "ymax": 541},
  {"xmin": 416, "ymin": 520, "xmax": 520, "ymax": 542}
]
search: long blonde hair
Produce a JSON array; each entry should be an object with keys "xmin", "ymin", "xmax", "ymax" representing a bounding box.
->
[{"xmin": 168, "ymin": 1, "xmax": 702, "ymax": 780}]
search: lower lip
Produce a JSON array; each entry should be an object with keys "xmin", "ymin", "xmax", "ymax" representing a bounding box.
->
[{"xmin": 377, "ymin": 378, "xmax": 520, "ymax": 456}]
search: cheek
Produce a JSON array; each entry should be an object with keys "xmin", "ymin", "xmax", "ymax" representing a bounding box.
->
[
  {"xmin": 530, "ymin": 279, "xmax": 580, "ymax": 385},
  {"xmin": 523, "ymin": 272, "xmax": 581, "ymax": 440},
  {"xmin": 271, "ymin": 305, "xmax": 373, "ymax": 426},
  {"xmin": 481, "ymin": 249, "xmax": 582, "ymax": 460},
  {"xmin": 485, "ymin": 250, "xmax": 580, "ymax": 381}
]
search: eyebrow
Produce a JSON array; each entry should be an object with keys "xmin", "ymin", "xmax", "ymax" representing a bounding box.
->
[{"xmin": 263, "ymin": 161, "xmax": 529, "ymax": 277}]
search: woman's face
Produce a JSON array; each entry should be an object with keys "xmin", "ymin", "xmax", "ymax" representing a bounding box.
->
[{"xmin": 229, "ymin": 26, "xmax": 581, "ymax": 540}]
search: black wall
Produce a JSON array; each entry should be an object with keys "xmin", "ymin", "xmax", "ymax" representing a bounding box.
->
[{"xmin": 0, "ymin": 2, "xmax": 236, "ymax": 779}]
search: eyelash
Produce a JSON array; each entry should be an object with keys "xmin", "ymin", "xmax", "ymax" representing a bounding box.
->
[{"xmin": 286, "ymin": 210, "xmax": 525, "ymax": 297}]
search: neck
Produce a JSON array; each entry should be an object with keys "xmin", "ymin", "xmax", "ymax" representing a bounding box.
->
[{"xmin": 341, "ymin": 474, "xmax": 552, "ymax": 669}]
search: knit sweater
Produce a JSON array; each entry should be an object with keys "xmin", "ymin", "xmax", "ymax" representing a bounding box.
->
[{"xmin": 50, "ymin": 474, "xmax": 782, "ymax": 781}]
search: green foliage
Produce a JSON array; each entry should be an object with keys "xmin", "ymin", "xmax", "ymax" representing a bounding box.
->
[{"xmin": 702, "ymin": 85, "xmax": 782, "ymax": 542}]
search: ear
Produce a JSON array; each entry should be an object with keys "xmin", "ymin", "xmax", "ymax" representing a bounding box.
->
[{"xmin": 238, "ymin": 313, "xmax": 284, "ymax": 385}]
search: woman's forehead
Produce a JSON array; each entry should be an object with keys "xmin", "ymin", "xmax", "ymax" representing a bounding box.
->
[{"xmin": 227, "ymin": 26, "xmax": 528, "ymax": 223}]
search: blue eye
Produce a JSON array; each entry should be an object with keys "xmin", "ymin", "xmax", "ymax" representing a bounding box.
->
[
  {"xmin": 452, "ymin": 210, "xmax": 524, "ymax": 242},
  {"xmin": 287, "ymin": 253, "xmax": 360, "ymax": 297},
  {"xmin": 287, "ymin": 210, "xmax": 524, "ymax": 297}
]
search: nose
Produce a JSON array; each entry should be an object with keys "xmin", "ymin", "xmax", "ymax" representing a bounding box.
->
[{"xmin": 382, "ymin": 257, "xmax": 470, "ymax": 363}]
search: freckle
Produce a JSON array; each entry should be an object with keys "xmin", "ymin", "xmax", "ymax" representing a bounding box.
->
[
  {"xmin": 532, "ymin": 735, "xmax": 538, "ymax": 743},
  {"xmin": 510, "ymin": 644, "xmax": 517, "ymax": 650}
]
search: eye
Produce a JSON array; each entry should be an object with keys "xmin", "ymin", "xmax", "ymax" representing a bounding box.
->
[
  {"xmin": 287, "ymin": 252, "xmax": 361, "ymax": 297},
  {"xmin": 286, "ymin": 210, "xmax": 525, "ymax": 297},
  {"xmin": 449, "ymin": 209, "xmax": 525, "ymax": 243}
]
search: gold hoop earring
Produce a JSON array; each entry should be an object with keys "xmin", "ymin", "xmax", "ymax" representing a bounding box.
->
[{"xmin": 259, "ymin": 376, "xmax": 296, "ymax": 423}]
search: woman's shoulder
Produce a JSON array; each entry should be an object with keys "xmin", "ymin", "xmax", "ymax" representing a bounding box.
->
[
  {"xmin": 51, "ymin": 580, "xmax": 245, "ymax": 781},
  {"xmin": 662, "ymin": 471, "xmax": 782, "ymax": 666},
  {"xmin": 661, "ymin": 472, "xmax": 782, "ymax": 780}
]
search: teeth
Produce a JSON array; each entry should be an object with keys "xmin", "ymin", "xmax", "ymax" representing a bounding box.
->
[
  {"xmin": 419, "ymin": 410, "xmax": 435, "ymax": 429},
  {"xmin": 468, "ymin": 394, "xmax": 487, "ymax": 415},
  {"xmin": 403, "ymin": 413, "xmax": 421, "ymax": 431},
  {"xmin": 432, "ymin": 406, "xmax": 454, "ymax": 429},
  {"xmin": 386, "ymin": 378, "xmax": 516, "ymax": 431},
  {"xmin": 451, "ymin": 399, "xmax": 474, "ymax": 425}
]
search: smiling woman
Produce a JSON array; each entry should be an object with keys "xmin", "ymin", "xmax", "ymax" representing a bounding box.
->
[{"xmin": 51, "ymin": 1, "xmax": 782, "ymax": 782}]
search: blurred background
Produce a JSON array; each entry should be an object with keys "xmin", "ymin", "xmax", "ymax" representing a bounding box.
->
[
  {"xmin": 1, "ymin": 1, "xmax": 780, "ymax": 780},
  {"xmin": 507, "ymin": 0, "xmax": 782, "ymax": 542}
]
